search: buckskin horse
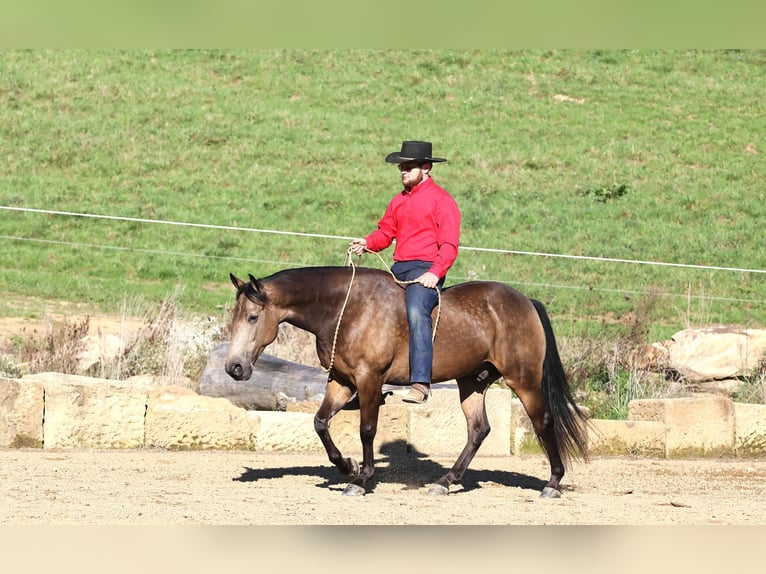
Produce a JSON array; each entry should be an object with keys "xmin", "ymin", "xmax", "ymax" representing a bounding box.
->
[{"xmin": 225, "ymin": 266, "xmax": 589, "ymax": 497}]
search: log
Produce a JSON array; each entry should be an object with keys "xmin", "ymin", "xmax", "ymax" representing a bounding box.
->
[{"xmin": 198, "ymin": 343, "xmax": 328, "ymax": 411}]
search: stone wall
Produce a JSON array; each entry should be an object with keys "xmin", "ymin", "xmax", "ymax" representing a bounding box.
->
[{"xmin": 2, "ymin": 373, "xmax": 766, "ymax": 458}]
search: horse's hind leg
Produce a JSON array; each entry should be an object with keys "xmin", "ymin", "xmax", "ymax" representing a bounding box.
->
[
  {"xmin": 314, "ymin": 379, "xmax": 359, "ymax": 481},
  {"xmin": 514, "ymin": 386, "xmax": 565, "ymax": 498},
  {"xmin": 428, "ymin": 377, "xmax": 490, "ymax": 495}
]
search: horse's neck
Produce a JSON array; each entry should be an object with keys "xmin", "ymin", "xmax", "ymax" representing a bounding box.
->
[
  {"xmin": 284, "ymin": 312, "xmax": 334, "ymax": 338},
  {"xmin": 272, "ymin": 271, "xmax": 347, "ymax": 340}
]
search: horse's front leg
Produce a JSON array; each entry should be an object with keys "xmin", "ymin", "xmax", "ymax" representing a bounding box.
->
[
  {"xmin": 342, "ymin": 384, "xmax": 382, "ymax": 497},
  {"xmin": 314, "ymin": 379, "xmax": 359, "ymax": 480}
]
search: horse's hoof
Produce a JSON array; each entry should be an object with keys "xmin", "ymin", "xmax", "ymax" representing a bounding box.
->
[
  {"xmin": 342, "ymin": 483, "xmax": 366, "ymax": 497},
  {"xmin": 427, "ymin": 484, "xmax": 449, "ymax": 496},
  {"xmin": 346, "ymin": 458, "xmax": 360, "ymax": 480},
  {"xmin": 540, "ymin": 486, "xmax": 561, "ymax": 499}
]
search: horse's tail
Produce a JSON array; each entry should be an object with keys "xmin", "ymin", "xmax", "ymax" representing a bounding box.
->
[{"xmin": 531, "ymin": 298, "xmax": 590, "ymax": 466}]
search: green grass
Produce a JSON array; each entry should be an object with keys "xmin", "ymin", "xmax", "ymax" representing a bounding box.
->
[{"xmin": 1, "ymin": 49, "xmax": 765, "ymax": 341}]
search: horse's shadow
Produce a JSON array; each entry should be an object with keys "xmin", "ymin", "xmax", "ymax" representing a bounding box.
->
[{"xmin": 233, "ymin": 439, "xmax": 547, "ymax": 494}]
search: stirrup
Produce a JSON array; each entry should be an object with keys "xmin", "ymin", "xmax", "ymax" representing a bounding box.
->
[{"xmin": 402, "ymin": 383, "xmax": 431, "ymax": 404}]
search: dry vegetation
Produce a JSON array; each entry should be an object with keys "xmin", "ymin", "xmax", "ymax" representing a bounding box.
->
[
  {"xmin": 1, "ymin": 293, "xmax": 764, "ymax": 418},
  {"xmin": 0, "ymin": 292, "xmax": 224, "ymax": 390}
]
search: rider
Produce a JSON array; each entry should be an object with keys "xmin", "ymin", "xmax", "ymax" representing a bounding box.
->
[{"xmin": 350, "ymin": 140, "xmax": 461, "ymax": 404}]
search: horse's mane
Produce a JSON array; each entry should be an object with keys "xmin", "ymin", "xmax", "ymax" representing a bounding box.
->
[
  {"xmin": 238, "ymin": 279, "xmax": 266, "ymax": 304},
  {"xmin": 239, "ymin": 266, "xmax": 399, "ymax": 304}
]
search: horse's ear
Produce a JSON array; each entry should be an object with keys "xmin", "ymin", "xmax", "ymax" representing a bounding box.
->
[
  {"xmin": 230, "ymin": 273, "xmax": 245, "ymax": 289},
  {"xmin": 248, "ymin": 274, "xmax": 261, "ymax": 291}
]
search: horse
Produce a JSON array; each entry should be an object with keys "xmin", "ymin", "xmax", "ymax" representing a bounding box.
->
[{"xmin": 225, "ymin": 265, "xmax": 589, "ymax": 497}]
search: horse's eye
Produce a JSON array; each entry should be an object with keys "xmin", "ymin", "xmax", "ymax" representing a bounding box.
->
[{"xmin": 247, "ymin": 313, "xmax": 259, "ymax": 324}]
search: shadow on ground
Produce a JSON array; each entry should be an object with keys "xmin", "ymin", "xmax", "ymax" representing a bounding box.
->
[{"xmin": 233, "ymin": 439, "xmax": 547, "ymax": 494}]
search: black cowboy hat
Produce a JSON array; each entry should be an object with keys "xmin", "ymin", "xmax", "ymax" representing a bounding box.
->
[{"xmin": 385, "ymin": 140, "xmax": 447, "ymax": 164}]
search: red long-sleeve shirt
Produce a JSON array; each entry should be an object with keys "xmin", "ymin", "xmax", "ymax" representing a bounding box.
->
[{"xmin": 364, "ymin": 178, "xmax": 461, "ymax": 278}]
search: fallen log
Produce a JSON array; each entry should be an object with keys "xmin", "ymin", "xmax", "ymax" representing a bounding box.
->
[{"xmin": 199, "ymin": 343, "xmax": 328, "ymax": 411}]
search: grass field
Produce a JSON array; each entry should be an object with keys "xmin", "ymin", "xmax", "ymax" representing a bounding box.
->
[{"xmin": 1, "ymin": 49, "xmax": 765, "ymax": 342}]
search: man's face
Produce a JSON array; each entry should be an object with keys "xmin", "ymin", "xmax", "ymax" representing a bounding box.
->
[{"xmin": 398, "ymin": 161, "xmax": 428, "ymax": 190}]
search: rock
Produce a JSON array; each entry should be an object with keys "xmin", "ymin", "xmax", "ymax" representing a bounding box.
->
[
  {"xmin": 635, "ymin": 326, "xmax": 766, "ymax": 385},
  {"xmin": 198, "ymin": 343, "xmax": 328, "ymax": 410},
  {"xmin": 252, "ymin": 411, "xmax": 323, "ymax": 452},
  {"xmin": 0, "ymin": 376, "xmax": 44, "ymax": 448},
  {"xmin": 687, "ymin": 379, "xmax": 744, "ymax": 398},
  {"xmin": 734, "ymin": 403, "xmax": 766, "ymax": 456},
  {"xmin": 126, "ymin": 374, "xmax": 196, "ymax": 389},
  {"xmin": 23, "ymin": 372, "xmax": 148, "ymax": 449},
  {"xmin": 629, "ymin": 396, "xmax": 735, "ymax": 457},
  {"xmin": 666, "ymin": 326, "xmax": 766, "ymax": 383},
  {"xmin": 632, "ymin": 340, "xmax": 672, "ymax": 371},
  {"xmin": 285, "ymin": 400, "xmax": 322, "ymax": 414},
  {"xmin": 76, "ymin": 333, "xmax": 126, "ymax": 372},
  {"xmin": 144, "ymin": 386, "xmax": 256, "ymax": 450},
  {"xmin": 587, "ymin": 419, "xmax": 665, "ymax": 457},
  {"xmin": 407, "ymin": 387, "xmax": 515, "ymax": 457}
]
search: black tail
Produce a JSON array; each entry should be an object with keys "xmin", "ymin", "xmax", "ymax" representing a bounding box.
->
[{"xmin": 531, "ymin": 299, "xmax": 590, "ymax": 466}]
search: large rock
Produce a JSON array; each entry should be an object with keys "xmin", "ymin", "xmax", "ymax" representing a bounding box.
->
[
  {"xmin": 734, "ymin": 403, "xmax": 766, "ymax": 457},
  {"xmin": 587, "ymin": 419, "xmax": 665, "ymax": 457},
  {"xmin": 407, "ymin": 386, "xmax": 514, "ymax": 456},
  {"xmin": 321, "ymin": 400, "xmax": 411, "ymax": 456},
  {"xmin": 126, "ymin": 374, "xmax": 196, "ymax": 389},
  {"xmin": 643, "ymin": 326, "xmax": 766, "ymax": 383},
  {"xmin": 629, "ymin": 396, "xmax": 735, "ymax": 457},
  {"xmin": 199, "ymin": 343, "xmax": 328, "ymax": 410},
  {"xmin": 24, "ymin": 372, "xmax": 148, "ymax": 449},
  {"xmin": 252, "ymin": 411, "xmax": 323, "ymax": 452},
  {"xmin": 509, "ymin": 398, "xmax": 543, "ymax": 456},
  {"xmin": 144, "ymin": 386, "xmax": 256, "ymax": 450},
  {"xmin": 0, "ymin": 376, "xmax": 44, "ymax": 448}
]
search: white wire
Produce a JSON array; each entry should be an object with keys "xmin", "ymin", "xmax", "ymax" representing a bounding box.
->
[
  {"xmin": 3, "ymin": 205, "xmax": 765, "ymax": 275},
  {"xmin": 1, "ymin": 205, "xmax": 765, "ymax": 306},
  {"xmin": 2, "ymin": 234, "xmax": 765, "ymax": 305},
  {"xmin": 460, "ymin": 245, "xmax": 766, "ymax": 274}
]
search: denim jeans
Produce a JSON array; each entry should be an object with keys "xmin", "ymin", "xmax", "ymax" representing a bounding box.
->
[{"xmin": 391, "ymin": 260, "xmax": 445, "ymax": 384}]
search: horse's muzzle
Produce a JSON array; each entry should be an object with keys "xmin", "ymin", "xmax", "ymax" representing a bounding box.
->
[{"xmin": 225, "ymin": 358, "xmax": 252, "ymax": 381}]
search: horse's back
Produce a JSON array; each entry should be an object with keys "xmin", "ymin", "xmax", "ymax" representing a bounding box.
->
[
  {"xmin": 442, "ymin": 279, "xmax": 536, "ymax": 314},
  {"xmin": 442, "ymin": 279, "xmax": 526, "ymax": 298},
  {"xmin": 353, "ymin": 270, "xmax": 537, "ymax": 322}
]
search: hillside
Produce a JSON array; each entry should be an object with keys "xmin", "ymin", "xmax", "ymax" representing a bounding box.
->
[{"xmin": 1, "ymin": 50, "xmax": 765, "ymax": 339}]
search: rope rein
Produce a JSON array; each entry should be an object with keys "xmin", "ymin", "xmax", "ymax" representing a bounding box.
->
[
  {"xmin": 326, "ymin": 258, "xmax": 355, "ymax": 376},
  {"xmin": 324, "ymin": 247, "xmax": 442, "ymax": 377}
]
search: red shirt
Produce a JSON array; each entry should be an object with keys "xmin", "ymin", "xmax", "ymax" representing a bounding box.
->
[{"xmin": 364, "ymin": 178, "xmax": 461, "ymax": 278}]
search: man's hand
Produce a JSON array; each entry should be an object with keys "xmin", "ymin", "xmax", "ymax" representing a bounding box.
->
[
  {"xmin": 349, "ymin": 238, "xmax": 367, "ymax": 256},
  {"xmin": 416, "ymin": 271, "xmax": 440, "ymax": 289}
]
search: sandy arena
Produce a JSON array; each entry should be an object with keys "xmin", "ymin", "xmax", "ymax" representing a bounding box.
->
[{"xmin": 1, "ymin": 449, "xmax": 765, "ymax": 525}]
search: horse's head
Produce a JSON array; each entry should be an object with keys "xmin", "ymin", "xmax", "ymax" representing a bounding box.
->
[{"xmin": 225, "ymin": 273, "xmax": 281, "ymax": 381}]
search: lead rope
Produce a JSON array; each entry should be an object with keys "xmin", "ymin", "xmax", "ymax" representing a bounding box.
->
[
  {"xmin": 325, "ymin": 247, "xmax": 442, "ymax": 379},
  {"xmin": 325, "ymin": 255, "xmax": 356, "ymax": 379}
]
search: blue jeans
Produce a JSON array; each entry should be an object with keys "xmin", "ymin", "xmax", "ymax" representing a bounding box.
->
[{"xmin": 391, "ymin": 260, "xmax": 445, "ymax": 384}]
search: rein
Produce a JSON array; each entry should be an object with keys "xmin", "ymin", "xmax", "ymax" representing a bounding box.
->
[{"xmin": 325, "ymin": 247, "xmax": 442, "ymax": 378}]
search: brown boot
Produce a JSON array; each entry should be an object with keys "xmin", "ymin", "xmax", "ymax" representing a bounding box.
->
[{"xmin": 402, "ymin": 383, "xmax": 431, "ymax": 404}]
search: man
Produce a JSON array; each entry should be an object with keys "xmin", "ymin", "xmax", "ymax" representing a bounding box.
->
[{"xmin": 350, "ymin": 140, "xmax": 461, "ymax": 404}]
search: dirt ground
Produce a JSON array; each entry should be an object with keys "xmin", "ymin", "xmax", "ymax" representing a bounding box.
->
[
  {"xmin": 1, "ymin": 449, "xmax": 765, "ymax": 525},
  {"xmin": 2, "ymin": 301, "xmax": 766, "ymax": 528}
]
